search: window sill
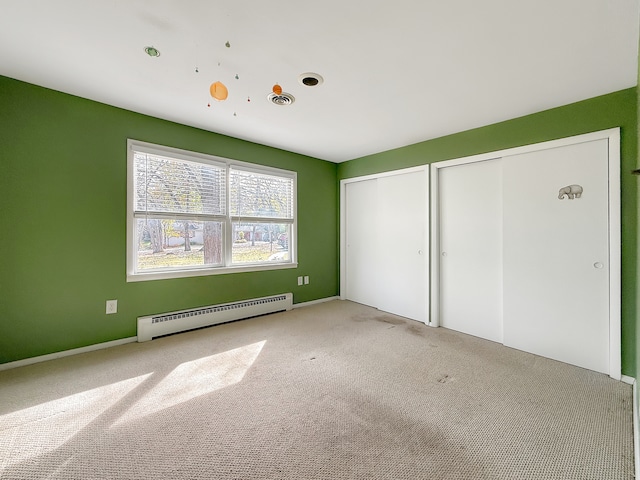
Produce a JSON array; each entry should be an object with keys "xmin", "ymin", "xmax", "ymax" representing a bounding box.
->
[{"xmin": 127, "ymin": 262, "xmax": 298, "ymax": 282}]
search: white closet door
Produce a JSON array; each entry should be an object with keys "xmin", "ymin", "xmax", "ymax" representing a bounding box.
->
[
  {"xmin": 344, "ymin": 170, "xmax": 428, "ymax": 323},
  {"xmin": 502, "ymin": 139, "xmax": 610, "ymax": 374},
  {"xmin": 345, "ymin": 179, "xmax": 380, "ymax": 308},
  {"xmin": 438, "ymin": 159, "xmax": 503, "ymax": 343},
  {"xmin": 377, "ymin": 171, "xmax": 428, "ymax": 322}
]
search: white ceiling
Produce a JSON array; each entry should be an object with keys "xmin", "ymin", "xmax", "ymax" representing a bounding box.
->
[{"xmin": 1, "ymin": 1, "xmax": 638, "ymax": 163}]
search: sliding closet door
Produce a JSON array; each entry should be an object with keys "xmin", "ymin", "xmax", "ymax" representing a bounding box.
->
[
  {"xmin": 345, "ymin": 179, "xmax": 380, "ymax": 308},
  {"xmin": 344, "ymin": 169, "xmax": 428, "ymax": 323},
  {"xmin": 502, "ymin": 139, "xmax": 610, "ymax": 374},
  {"xmin": 438, "ymin": 159, "xmax": 503, "ymax": 342},
  {"xmin": 376, "ymin": 171, "xmax": 428, "ymax": 322}
]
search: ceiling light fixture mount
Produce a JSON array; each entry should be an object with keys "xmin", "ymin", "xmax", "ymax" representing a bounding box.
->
[
  {"xmin": 298, "ymin": 72, "xmax": 323, "ymax": 87},
  {"xmin": 144, "ymin": 46, "xmax": 161, "ymax": 58}
]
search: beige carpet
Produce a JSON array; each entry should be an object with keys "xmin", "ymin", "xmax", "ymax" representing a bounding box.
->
[{"xmin": 0, "ymin": 300, "xmax": 633, "ymax": 479}]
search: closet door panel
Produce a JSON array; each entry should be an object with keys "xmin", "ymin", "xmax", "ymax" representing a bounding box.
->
[
  {"xmin": 377, "ymin": 171, "xmax": 428, "ymax": 322},
  {"xmin": 438, "ymin": 159, "xmax": 503, "ymax": 342},
  {"xmin": 345, "ymin": 179, "xmax": 380, "ymax": 308},
  {"xmin": 502, "ymin": 139, "xmax": 610, "ymax": 374}
]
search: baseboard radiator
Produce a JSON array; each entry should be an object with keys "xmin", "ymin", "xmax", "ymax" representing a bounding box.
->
[{"xmin": 137, "ymin": 293, "xmax": 293, "ymax": 342}]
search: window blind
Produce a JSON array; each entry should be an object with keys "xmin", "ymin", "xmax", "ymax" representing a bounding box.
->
[
  {"xmin": 133, "ymin": 152, "xmax": 226, "ymax": 217},
  {"xmin": 229, "ymin": 167, "xmax": 294, "ymax": 219}
]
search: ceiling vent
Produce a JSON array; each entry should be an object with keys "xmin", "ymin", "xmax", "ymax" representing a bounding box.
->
[{"xmin": 268, "ymin": 92, "xmax": 295, "ymax": 106}]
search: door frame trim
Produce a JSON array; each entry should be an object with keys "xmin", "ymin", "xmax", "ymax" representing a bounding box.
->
[{"xmin": 430, "ymin": 128, "xmax": 621, "ymax": 379}]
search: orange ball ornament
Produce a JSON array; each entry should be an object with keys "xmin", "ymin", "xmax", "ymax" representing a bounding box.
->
[
  {"xmin": 272, "ymin": 84, "xmax": 282, "ymax": 95},
  {"xmin": 210, "ymin": 81, "xmax": 228, "ymax": 101}
]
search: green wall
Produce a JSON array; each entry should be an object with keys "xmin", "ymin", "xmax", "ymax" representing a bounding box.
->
[
  {"xmin": 338, "ymin": 88, "xmax": 638, "ymax": 377},
  {"xmin": 636, "ymin": 33, "xmax": 640, "ymax": 387},
  {"xmin": 0, "ymin": 76, "xmax": 338, "ymax": 364},
  {"xmin": 2, "ymin": 74, "xmax": 637, "ymax": 376}
]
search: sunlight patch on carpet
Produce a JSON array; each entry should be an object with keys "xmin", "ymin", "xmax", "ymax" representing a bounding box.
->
[
  {"xmin": 0, "ymin": 373, "xmax": 152, "ymax": 469},
  {"xmin": 113, "ymin": 340, "xmax": 266, "ymax": 427}
]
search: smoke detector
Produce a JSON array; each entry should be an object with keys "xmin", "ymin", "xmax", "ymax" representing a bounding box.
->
[
  {"xmin": 298, "ymin": 72, "xmax": 323, "ymax": 87},
  {"xmin": 267, "ymin": 92, "xmax": 295, "ymax": 106}
]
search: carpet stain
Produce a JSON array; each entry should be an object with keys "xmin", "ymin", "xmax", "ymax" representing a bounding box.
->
[
  {"xmin": 437, "ymin": 374, "xmax": 453, "ymax": 384},
  {"xmin": 406, "ymin": 324, "xmax": 425, "ymax": 336},
  {"xmin": 373, "ymin": 315, "xmax": 406, "ymax": 326}
]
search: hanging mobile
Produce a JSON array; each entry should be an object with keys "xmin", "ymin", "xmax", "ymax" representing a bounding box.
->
[{"xmin": 210, "ymin": 81, "xmax": 229, "ymax": 101}]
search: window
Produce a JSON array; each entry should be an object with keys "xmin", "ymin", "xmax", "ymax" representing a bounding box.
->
[{"xmin": 127, "ymin": 140, "xmax": 296, "ymax": 281}]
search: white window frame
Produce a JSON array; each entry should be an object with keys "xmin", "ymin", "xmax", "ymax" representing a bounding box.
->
[{"xmin": 127, "ymin": 139, "xmax": 297, "ymax": 282}]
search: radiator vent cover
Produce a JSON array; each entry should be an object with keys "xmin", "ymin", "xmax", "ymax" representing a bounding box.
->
[{"xmin": 137, "ymin": 293, "xmax": 293, "ymax": 342}]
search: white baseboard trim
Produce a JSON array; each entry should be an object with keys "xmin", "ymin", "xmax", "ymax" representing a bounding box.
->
[
  {"xmin": 624, "ymin": 375, "xmax": 639, "ymax": 479},
  {"xmin": 292, "ymin": 296, "xmax": 340, "ymax": 309},
  {"xmin": 634, "ymin": 378, "xmax": 639, "ymax": 480},
  {"xmin": 0, "ymin": 337, "xmax": 138, "ymax": 372},
  {"xmin": 621, "ymin": 375, "xmax": 635, "ymax": 385}
]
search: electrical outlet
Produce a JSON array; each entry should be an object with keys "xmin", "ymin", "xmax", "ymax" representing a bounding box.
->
[
  {"xmin": 304, "ymin": 276, "xmax": 309, "ymax": 285},
  {"xmin": 106, "ymin": 299, "xmax": 118, "ymax": 314},
  {"xmin": 297, "ymin": 276, "xmax": 303, "ymax": 286}
]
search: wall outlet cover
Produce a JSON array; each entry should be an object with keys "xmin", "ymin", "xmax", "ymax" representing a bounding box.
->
[{"xmin": 106, "ymin": 300, "xmax": 118, "ymax": 314}]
